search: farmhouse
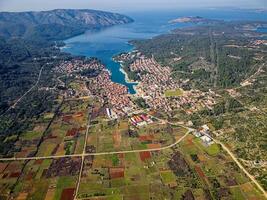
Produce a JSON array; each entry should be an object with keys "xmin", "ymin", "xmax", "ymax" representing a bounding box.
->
[{"xmin": 200, "ymin": 135, "xmax": 213, "ymax": 146}]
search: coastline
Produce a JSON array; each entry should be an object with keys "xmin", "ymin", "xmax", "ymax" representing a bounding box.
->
[
  {"xmin": 118, "ymin": 62, "xmax": 140, "ymax": 95},
  {"xmin": 132, "ymin": 84, "xmax": 139, "ymax": 96},
  {"xmin": 119, "ymin": 66, "xmax": 139, "ymax": 84}
]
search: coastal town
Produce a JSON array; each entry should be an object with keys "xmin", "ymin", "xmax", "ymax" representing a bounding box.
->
[
  {"xmin": 53, "ymin": 58, "xmax": 135, "ymax": 117},
  {"xmin": 117, "ymin": 52, "xmax": 218, "ymax": 114},
  {"xmin": 53, "ymin": 58, "xmax": 104, "ymax": 76},
  {"xmin": 53, "ymin": 52, "xmax": 218, "ymax": 119},
  {"xmin": 0, "ymin": 6, "xmax": 266, "ymax": 199},
  {"xmin": 86, "ymin": 70, "xmax": 134, "ymax": 117}
]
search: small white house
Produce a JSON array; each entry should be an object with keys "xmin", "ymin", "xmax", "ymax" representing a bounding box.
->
[
  {"xmin": 202, "ymin": 125, "xmax": 210, "ymax": 131},
  {"xmin": 200, "ymin": 135, "xmax": 213, "ymax": 145}
]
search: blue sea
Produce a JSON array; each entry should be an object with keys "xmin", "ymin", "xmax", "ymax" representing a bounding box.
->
[{"xmin": 62, "ymin": 8, "xmax": 267, "ymax": 94}]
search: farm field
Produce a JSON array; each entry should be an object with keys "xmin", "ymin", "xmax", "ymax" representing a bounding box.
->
[
  {"xmin": 86, "ymin": 115, "xmax": 187, "ymax": 153},
  {"xmin": 0, "ymin": 100, "xmax": 62, "ymax": 159},
  {"xmin": 36, "ymin": 99, "xmax": 91, "ymax": 157},
  {"xmin": 0, "ymin": 131, "xmax": 265, "ymax": 200},
  {"xmin": 0, "ymin": 5, "xmax": 266, "ymax": 200},
  {"xmin": 0, "ymin": 94, "xmax": 265, "ymax": 200},
  {"xmin": 0, "ymin": 157, "xmax": 80, "ymax": 200},
  {"xmin": 76, "ymin": 133, "xmax": 265, "ymax": 199}
]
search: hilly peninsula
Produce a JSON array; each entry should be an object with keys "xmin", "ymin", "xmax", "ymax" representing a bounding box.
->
[{"xmin": 0, "ymin": 9, "xmax": 133, "ymax": 40}]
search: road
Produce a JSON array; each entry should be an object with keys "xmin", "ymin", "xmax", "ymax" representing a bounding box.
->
[
  {"xmin": 0, "ymin": 119, "xmax": 191, "ymax": 200},
  {"xmin": 0, "ymin": 130, "xmax": 191, "ymax": 161},
  {"xmin": 146, "ymin": 113, "xmax": 194, "ymax": 131},
  {"xmin": 149, "ymin": 113, "xmax": 267, "ymax": 197},
  {"xmin": 3, "ymin": 65, "xmax": 45, "ymax": 114},
  {"xmin": 73, "ymin": 107, "xmax": 92, "ymax": 200},
  {"xmin": 0, "ymin": 102, "xmax": 191, "ymax": 200},
  {"xmin": 210, "ymin": 136, "xmax": 267, "ymax": 198},
  {"xmin": 0, "ymin": 110, "xmax": 265, "ymax": 197}
]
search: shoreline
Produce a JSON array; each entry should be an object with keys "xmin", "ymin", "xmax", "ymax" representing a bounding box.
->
[
  {"xmin": 112, "ymin": 57, "xmax": 140, "ymax": 95},
  {"xmin": 118, "ymin": 63, "xmax": 140, "ymax": 95},
  {"xmin": 119, "ymin": 66, "xmax": 139, "ymax": 84},
  {"xmin": 132, "ymin": 84, "xmax": 139, "ymax": 96},
  {"xmin": 62, "ymin": 40, "xmax": 140, "ymax": 95}
]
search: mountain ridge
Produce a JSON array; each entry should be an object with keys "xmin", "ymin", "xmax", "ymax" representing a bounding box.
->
[{"xmin": 0, "ymin": 9, "xmax": 134, "ymax": 40}]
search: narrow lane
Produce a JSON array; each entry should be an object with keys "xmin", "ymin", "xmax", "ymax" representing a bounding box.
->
[
  {"xmin": 74, "ymin": 106, "xmax": 92, "ymax": 200},
  {"xmin": 1, "ymin": 65, "xmax": 45, "ymax": 115}
]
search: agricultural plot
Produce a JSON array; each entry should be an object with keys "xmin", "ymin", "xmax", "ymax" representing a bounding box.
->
[
  {"xmin": 86, "ymin": 117, "xmax": 186, "ymax": 153},
  {"xmin": 0, "ymin": 158, "xmax": 80, "ymax": 200},
  {"xmin": 3, "ymin": 101, "xmax": 62, "ymax": 159},
  {"xmin": 0, "ymin": 131, "xmax": 264, "ymax": 200},
  {"xmin": 0, "ymin": 96, "xmax": 264, "ymax": 200},
  {"xmin": 37, "ymin": 99, "xmax": 91, "ymax": 157},
  {"xmin": 0, "ymin": 161, "xmax": 25, "ymax": 198},
  {"xmin": 77, "ymin": 133, "xmax": 265, "ymax": 200}
]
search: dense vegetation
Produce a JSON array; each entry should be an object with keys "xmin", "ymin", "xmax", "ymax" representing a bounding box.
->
[
  {"xmin": 0, "ymin": 37, "xmax": 66, "ymax": 112},
  {"xmin": 123, "ymin": 65, "xmax": 140, "ymax": 81},
  {"xmin": 0, "ymin": 9, "xmax": 133, "ymax": 41},
  {"xmin": 133, "ymin": 22, "xmax": 266, "ymax": 89},
  {"xmin": 132, "ymin": 20, "xmax": 267, "ymax": 188},
  {"xmin": 0, "ymin": 9, "xmax": 134, "ymax": 157},
  {"xmin": 0, "ymin": 36, "xmax": 67, "ymax": 155},
  {"xmin": 134, "ymin": 97, "xmax": 149, "ymax": 109}
]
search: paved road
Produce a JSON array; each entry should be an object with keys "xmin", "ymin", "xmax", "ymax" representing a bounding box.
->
[
  {"xmin": 0, "ymin": 110, "xmax": 265, "ymax": 197},
  {"xmin": 0, "ymin": 130, "xmax": 191, "ymax": 162},
  {"xmin": 0, "ymin": 103, "xmax": 191, "ymax": 200}
]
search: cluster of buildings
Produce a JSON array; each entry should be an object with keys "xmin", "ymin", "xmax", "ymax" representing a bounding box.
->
[
  {"xmin": 87, "ymin": 70, "xmax": 134, "ymax": 117},
  {"xmin": 227, "ymin": 89, "xmax": 241, "ymax": 98},
  {"xmin": 131, "ymin": 57, "xmax": 181, "ymax": 112},
  {"xmin": 106, "ymin": 108, "xmax": 118, "ymax": 119},
  {"xmin": 176, "ymin": 90, "xmax": 217, "ymax": 114},
  {"xmin": 53, "ymin": 59, "xmax": 105, "ymax": 98},
  {"xmin": 251, "ymin": 39, "xmax": 267, "ymax": 46},
  {"xmin": 128, "ymin": 56, "xmax": 217, "ymax": 113},
  {"xmin": 129, "ymin": 114, "xmax": 153, "ymax": 126},
  {"xmin": 114, "ymin": 51, "xmax": 141, "ymax": 63},
  {"xmin": 193, "ymin": 125, "xmax": 213, "ymax": 146},
  {"xmin": 53, "ymin": 59, "xmax": 104, "ymax": 75},
  {"xmin": 54, "ymin": 54, "xmax": 218, "ymax": 118},
  {"xmin": 53, "ymin": 59, "xmax": 136, "ymax": 117}
]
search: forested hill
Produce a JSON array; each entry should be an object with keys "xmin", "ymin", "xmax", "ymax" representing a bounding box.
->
[
  {"xmin": 132, "ymin": 21, "xmax": 267, "ymax": 89},
  {"xmin": 0, "ymin": 9, "xmax": 134, "ymax": 40},
  {"xmin": 0, "ymin": 8, "xmax": 134, "ymax": 114}
]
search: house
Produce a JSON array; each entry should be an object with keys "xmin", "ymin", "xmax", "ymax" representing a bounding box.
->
[
  {"xmin": 200, "ymin": 135, "xmax": 213, "ymax": 146},
  {"xmin": 201, "ymin": 125, "xmax": 210, "ymax": 131}
]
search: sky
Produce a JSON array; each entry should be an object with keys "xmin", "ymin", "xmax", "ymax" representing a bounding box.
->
[{"xmin": 0, "ymin": 0, "xmax": 266, "ymax": 12}]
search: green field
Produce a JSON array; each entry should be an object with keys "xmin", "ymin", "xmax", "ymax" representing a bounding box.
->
[
  {"xmin": 54, "ymin": 176, "xmax": 77, "ymax": 200},
  {"xmin": 205, "ymin": 143, "xmax": 221, "ymax": 156},
  {"xmin": 160, "ymin": 170, "xmax": 177, "ymax": 184},
  {"xmin": 20, "ymin": 130, "xmax": 42, "ymax": 140},
  {"xmin": 164, "ymin": 89, "xmax": 183, "ymax": 97}
]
